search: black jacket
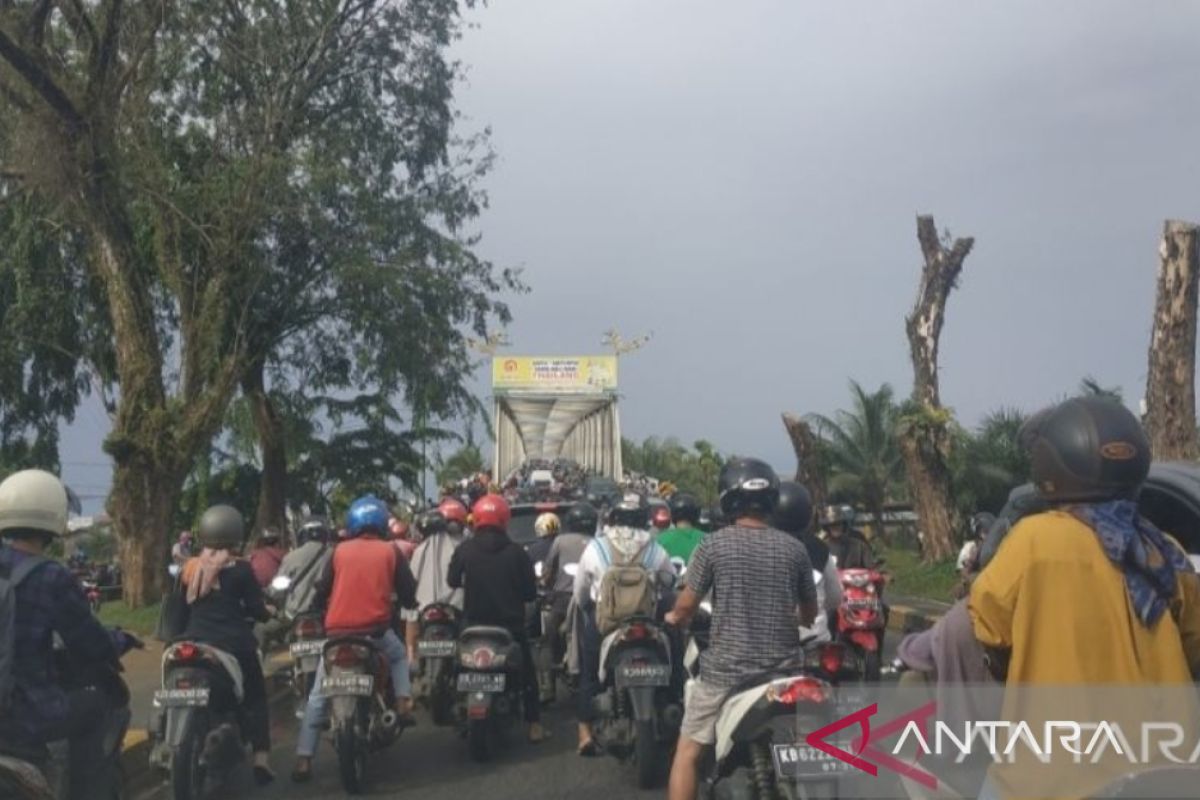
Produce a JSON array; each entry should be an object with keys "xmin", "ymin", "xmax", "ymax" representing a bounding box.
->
[
  {"xmin": 447, "ymin": 529, "xmax": 537, "ymax": 632},
  {"xmin": 174, "ymin": 560, "xmax": 269, "ymax": 654}
]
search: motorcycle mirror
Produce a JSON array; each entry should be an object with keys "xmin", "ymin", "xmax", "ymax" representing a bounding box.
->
[{"xmin": 271, "ymin": 575, "xmax": 292, "ymax": 592}]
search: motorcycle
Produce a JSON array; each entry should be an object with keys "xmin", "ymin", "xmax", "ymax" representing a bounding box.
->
[
  {"xmin": 416, "ymin": 603, "xmax": 461, "ymax": 725},
  {"xmin": 592, "ymin": 615, "xmax": 683, "ymax": 789},
  {"xmin": 82, "ymin": 579, "xmax": 102, "ymax": 614},
  {"xmin": 319, "ymin": 635, "xmax": 402, "ymax": 794},
  {"xmin": 835, "ymin": 568, "xmax": 886, "ymax": 682},
  {"xmin": 150, "ymin": 640, "xmax": 247, "ymax": 800},
  {"xmin": 455, "ymin": 625, "xmax": 526, "ymax": 762},
  {"xmin": 268, "ymin": 574, "xmax": 326, "ymax": 720}
]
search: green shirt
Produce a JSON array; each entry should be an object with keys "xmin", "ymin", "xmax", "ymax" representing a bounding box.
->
[{"xmin": 657, "ymin": 525, "xmax": 705, "ymax": 563}]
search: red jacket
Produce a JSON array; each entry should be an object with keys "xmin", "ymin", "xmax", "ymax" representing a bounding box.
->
[
  {"xmin": 324, "ymin": 538, "xmax": 402, "ymax": 633},
  {"xmin": 249, "ymin": 546, "xmax": 286, "ymax": 587}
]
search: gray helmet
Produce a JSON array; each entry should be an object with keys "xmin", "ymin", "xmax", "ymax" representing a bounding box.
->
[{"xmin": 198, "ymin": 505, "xmax": 245, "ymax": 550}]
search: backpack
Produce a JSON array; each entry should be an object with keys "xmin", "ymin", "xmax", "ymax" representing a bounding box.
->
[
  {"xmin": 0, "ymin": 554, "xmax": 47, "ymax": 709},
  {"xmin": 594, "ymin": 537, "xmax": 657, "ymax": 635}
]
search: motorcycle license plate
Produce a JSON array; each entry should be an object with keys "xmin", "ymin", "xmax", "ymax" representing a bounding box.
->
[
  {"xmin": 153, "ymin": 688, "xmax": 210, "ymax": 707},
  {"xmin": 772, "ymin": 743, "xmax": 855, "ymax": 779},
  {"xmin": 290, "ymin": 639, "xmax": 325, "ymax": 658},
  {"xmin": 418, "ymin": 639, "xmax": 456, "ymax": 658},
  {"xmin": 457, "ymin": 673, "xmax": 505, "ymax": 693},
  {"xmin": 321, "ymin": 674, "xmax": 374, "ymax": 696},
  {"xmin": 616, "ymin": 663, "xmax": 670, "ymax": 687}
]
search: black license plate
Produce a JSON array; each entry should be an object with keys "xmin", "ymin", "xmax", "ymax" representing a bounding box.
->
[
  {"xmin": 616, "ymin": 662, "xmax": 670, "ymax": 687},
  {"xmin": 457, "ymin": 672, "xmax": 505, "ymax": 693},
  {"xmin": 772, "ymin": 743, "xmax": 856, "ymax": 779},
  {"xmin": 153, "ymin": 688, "xmax": 210, "ymax": 707},
  {"xmin": 321, "ymin": 674, "xmax": 374, "ymax": 696},
  {"xmin": 418, "ymin": 639, "xmax": 456, "ymax": 658}
]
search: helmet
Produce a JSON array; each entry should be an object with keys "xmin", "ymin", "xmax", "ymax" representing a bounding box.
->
[
  {"xmin": 472, "ymin": 494, "xmax": 511, "ymax": 531},
  {"xmin": 389, "ymin": 518, "xmax": 411, "ymax": 540},
  {"xmin": 418, "ymin": 510, "xmax": 447, "ymax": 537},
  {"xmin": 346, "ymin": 495, "xmax": 389, "ymax": 538},
  {"xmin": 197, "ymin": 505, "xmax": 245, "ymax": 550},
  {"xmin": 667, "ymin": 492, "xmax": 701, "ymax": 525},
  {"xmin": 438, "ymin": 498, "xmax": 469, "ymax": 526},
  {"xmin": 0, "ymin": 469, "xmax": 69, "ymax": 538},
  {"xmin": 697, "ymin": 507, "xmax": 725, "ymax": 533},
  {"xmin": 718, "ymin": 458, "xmax": 780, "ymax": 518},
  {"xmin": 773, "ymin": 481, "xmax": 814, "ymax": 535},
  {"xmin": 258, "ymin": 526, "xmax": 282, "ymax": 545},
  {"xmin": 970, "ymin": 512, "xmax": 996, "ymax": 537},
  {"xmin": 535, "ymin": 512, "xmax": 561, "ymax": 538},
  {"xmin": 821, "ymin": 505, "xmax": 853, "ymax": 528},
  {"xmin": 564, "ymin": 502, "xmax": 599, "ymax": 535},
  {"xmin": 1026, "ymin": 396, "xmax": 1150, "ymax": 503},
  {"xmin": 607, "ymin": 491, "xmax": 650, "ymax": 528},
  {"xmin": 296, "ymin": 516, "xmax": 331, "ymax": 546},
  {"xmin": 651, "ymin": 506, "xmax": 672, "ymax": 530}
]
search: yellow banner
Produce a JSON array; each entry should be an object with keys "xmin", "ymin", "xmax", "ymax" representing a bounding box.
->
[{"xmin": 492, "ymin": 355, "xmax": 618, "ymax": 393}]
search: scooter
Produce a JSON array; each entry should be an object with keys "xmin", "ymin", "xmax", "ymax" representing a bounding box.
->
[
  {"xmin": 150, "ymin": 641, "xmax": 248, "ymax": 800},
  {"xmin": 416, "ymin": 603, "xmax": 461, "ymax": 725},
  {"xmin": 82, "ymin": 580, "xmax": 102, "ymax": 614},
  {"xmin": 835, "ymin": 568, "xmax": 886, "ymax": 682},
  {"xmin": 592, "ymin": 615, "xmax": 683, "ymax": 789},
  {"xmin": 455, "ymin": 625, "xmax": 526, "ymax": 762},
  {"xmin": 320, "ymin": 634, "xmax": 403, "ymax": 794}
]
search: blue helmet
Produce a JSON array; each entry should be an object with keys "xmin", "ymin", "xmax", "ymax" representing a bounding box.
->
[{"xmin": 346, "ymin": 495, "xmax": 389, "ymax": 538}]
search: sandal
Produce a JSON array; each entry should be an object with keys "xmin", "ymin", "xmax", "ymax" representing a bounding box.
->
[
  {"xmin": 578, "ymin": 739, "xmax": 601, "ymax": 757},
  {"xmin": 253, "ymin": 765, "xmax": 276, "ymax": 787}
]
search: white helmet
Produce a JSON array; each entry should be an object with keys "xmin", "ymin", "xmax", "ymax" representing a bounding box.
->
[
  {"xmin": 534, "ymin": 512, "xmax": 561, "ymax": 538},
  {"xmin": 0, "ymin": 469, "xmax": 69, "ymax": 538}
]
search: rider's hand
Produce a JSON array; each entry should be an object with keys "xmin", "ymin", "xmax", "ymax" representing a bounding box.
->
[{"xmin": 664, "ymin": 610, "xmax": 681, "ymax": 627}]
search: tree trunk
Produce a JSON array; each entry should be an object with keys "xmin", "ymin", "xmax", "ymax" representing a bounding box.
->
[
  {"xmin": 902, "ymin": 215, "xmax": 974, "ymax": 563},
  {"xmin": 781, "ymin": 413, "xmax": 828, "ymax": 513},
  {"xmin": 243, "ymin": 360, "xmax": 288, "ymax": 538},
  {"xmin": 110, "ymin": 457, "xmax": 184, "ymax": 608},
  {"xmin": 1145, "ymin": 220, "xmax": 1200, "ymax": 461}
]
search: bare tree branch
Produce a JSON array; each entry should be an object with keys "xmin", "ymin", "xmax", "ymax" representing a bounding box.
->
[
  {"xmin": 0, "ymin": 25, "xmax": 84, "ymax": 129},
  {"xmin": 89, "ymin": 0, "xmax": 122, "ymax": 95},
  {"xmin": 57, "ymin": 0, "xmax": 101, "ymax": 55}
]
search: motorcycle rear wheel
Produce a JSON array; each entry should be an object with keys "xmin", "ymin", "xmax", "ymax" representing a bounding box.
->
[
  {"xmin": 634, "ymin": 719, "xmax": 661, "ymax": 789},
  {"xmin": 335, "ymin": 704, "xmax": 368, "ymax": 794},
  {"xmin": 170, "ymin": 715, "xmax": 207, "ymax": 800},
  {"xmin": 863, "ymin": 649, "xmax": 882, "ymax": 683},
  {"xmin": 467, "ymin": 719, "xmax": 490, "ymax": 763}
]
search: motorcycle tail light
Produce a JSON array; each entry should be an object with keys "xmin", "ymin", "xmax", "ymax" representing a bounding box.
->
[
  {"xmin": 423, "ymin": 606, "xmax": 448, "ymax": 623},
  {"xmin": 461, "ymin": 646, "xmax": 504, "ymax": 669},
  {"xmin": 173, "ymin": 643, "xmax": 200, "ymax": 662},
  {"xmin": 819, "ymin": 644, "xmax": 844, "ymax": 675},
  {"xmin": 622, "ymin": 622, "xmax": 652, "ymax": 641},
  {"xmin": 295, "ymin": 617, "xmax": 323, "ymax": 639},
  {"xmin": 329, "ymin": 644, "xmax": 368, "ymax": 669},
  {"xmin": 766, "ymin": 676, "xmax": 829, "ymax": 706}
]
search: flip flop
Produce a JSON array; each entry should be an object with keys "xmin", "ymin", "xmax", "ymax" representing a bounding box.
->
[{"xmin": 578, "ymin": 740, "xmax": 601, "ymax": 757}]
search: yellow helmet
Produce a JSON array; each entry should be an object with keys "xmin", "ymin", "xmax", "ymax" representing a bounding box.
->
[{"xmin": 534, "ymin": 512, "xmax": 561, "ymax": 538}]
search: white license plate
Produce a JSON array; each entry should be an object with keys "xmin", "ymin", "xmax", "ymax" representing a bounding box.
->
[
  {"xmin": 321, "ymin": 674, "xmax": 374, "ymax": 696},
  {"xmin": 154, "ymin": 688, "xmax": 210, "ymax": 707},
  {"xmin": 772, "ymin": 743, "xmax": 856, "ymax": 779},
  {"xmin": 290, "ymin": 640, "xmax": 325, "ymax": 658},
  {"xmin": 418, "ymin": 639, "xmax": 456, "ymax": 658},
  {"xmin": 457, "ymin": 672, "xmax": 505, "ymax": 693},
  {"xmin": 617, "ymin": 663, "xmax": 671, "ymax": 687}
]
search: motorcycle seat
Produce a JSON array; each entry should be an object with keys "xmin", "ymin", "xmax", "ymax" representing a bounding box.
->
[{"xmin": 458, "ymin": 625, "xmax": 515, "ymax": 643}]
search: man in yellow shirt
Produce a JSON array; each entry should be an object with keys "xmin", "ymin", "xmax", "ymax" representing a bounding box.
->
[{"xmin": 970, "ymin": 397, "xmax": 1200, "ymax": 798}]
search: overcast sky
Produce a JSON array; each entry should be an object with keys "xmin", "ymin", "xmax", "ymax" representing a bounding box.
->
[{"xmin": 60, "ymin": 0, "xmax": 1200, "ymax": 511}]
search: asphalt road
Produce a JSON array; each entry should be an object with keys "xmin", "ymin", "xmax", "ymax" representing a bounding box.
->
[{"xmin": 140, "ymin": 637, "xmax": 903, "ymax": 800}]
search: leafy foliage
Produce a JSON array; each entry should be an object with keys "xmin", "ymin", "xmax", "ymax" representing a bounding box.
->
[
  {"xmin": 620, "ymin": 437, "xmax": 725, "ymax": 507},
  {"xmin": 436, "ymin": 439, "xmax": 486, "ymax": 489},
  {"xmin": 950, "ymin": 407, "xmax": 1030, "ymax": 520}
]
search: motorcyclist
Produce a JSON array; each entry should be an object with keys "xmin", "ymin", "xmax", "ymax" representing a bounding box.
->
[
  {"xmin": 773, "ymin": 481, "xmax": 841, "ymax": 642},
  {"xmin": 172, "ymin": 504, "xmax": 275, "ymax": 785},
  {"xmin": 274, "ymin": 516, "xmax": 334, "ymax": 621},
  {"xmin": 170, "ymin": 531, "xmax": 193, "ymax": 567},
  {"xmin": 292, "ymin": 495, "xmax": 418, "ymax": 783},
  {"xmin": 821, "ymin": 505, "xmax": 876, "ymax": 569},
  {"xmin": 665, "ymin": 458, "xmax": 818, "ymax": 800},
  {"xmin": 389, "ymin": 515, "xmax": 418, "ymax": 561},
  {"xmin": 651, "ymin": 505, "xmax": 672, "ymax": 532},
  {"xmin": 657, "ymin": 492, "xmax": 706, "ymax": 566},
  {"xmin": 447, "ymin": 494, "xmax": 546, "ymax": 743},
  {"xmin": 249, "ymin": 527, "xmax": 286, "ymax": 588},
  {"xmin": 572, "ymin": 491, "xmax": 676, "ymax": 756},
  {"xmin": 696, "ymin": 507, "xmax": 725, "ymax": 534},
  {"xmin": 969, "ymin": 397, "xmax": 1200, "ymax": 799},
  {"xmin": 542, "ymin": 503, "xmax": 598, "ymax": 678},
  {"xmin": 0, "ymin": 470, "xmax": 134, "ymax": 800},
  {"xmin": 403, "ymin": 500, "xmax": 468, "ymax": 664},
  {"xmin": 527, "ymin": 511, "xmax": 561, "ymax": 567}
]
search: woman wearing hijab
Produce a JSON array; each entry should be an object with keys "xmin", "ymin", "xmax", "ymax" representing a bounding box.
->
[{"xmin": 173, "ymin": 504, "xmax": 275, "ymax": 785}]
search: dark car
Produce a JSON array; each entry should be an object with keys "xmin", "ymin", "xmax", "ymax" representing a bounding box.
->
[{"xmin": 509, "ymin": 501, "xmax": 577, "ymax": 547}]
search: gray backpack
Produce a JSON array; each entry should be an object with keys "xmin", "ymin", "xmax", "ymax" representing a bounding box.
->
[{"xmin": 0, "ymin": 554, "xmax": 46, "ymax": 708}]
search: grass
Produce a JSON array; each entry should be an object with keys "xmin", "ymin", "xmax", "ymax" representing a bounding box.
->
[
  {"xmin": 98, "ymin": 600, "xmax": 162, "ymax": 636},
  {"xmin": 881, "ymin": 546, "xmax": 959, "ymax": 604}
]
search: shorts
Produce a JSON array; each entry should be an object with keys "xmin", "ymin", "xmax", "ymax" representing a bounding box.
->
[{"xmin": 679, "ymin": 678, "xmax": 730, "ymax": 746}]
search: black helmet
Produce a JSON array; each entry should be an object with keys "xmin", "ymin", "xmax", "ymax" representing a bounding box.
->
[
  {"xmin": 718, "ymin": 457, "xmax": 780, "ymax": 518},
  {"xmin": 198, "ymin": 504, "xmax": 245, "ymax": 550},
  {"xmin": 773, "ymin": 481, "xmax": 814, "ymax": 535},
  {"xmin": 970, "ymin": 512, "xmax": 996, "ymax": 537},
  {"xmin": 1026, "ymin": 396, "xmax": 1150, "ymax": 503},
  {"xmin": 564, "ymin": 502, "xmax": 599, "ymax": 535},
  {"xmin": 297, "ymin": 516, "xmax": 331, "ymax": 546},
  {"xmin": 418, "ymin": 510, "xmax": 447, "ymax": 537},
  {"xmin": 667, "ymin": 492, "xmax": 701, "ymax": 525},
  {"xmin": 696, "ymin": 507, "xmax": 725, "ymax": 533},
  {"xmin": 607, "ymin": 491, "xmax": 650, "ymax": 528}
]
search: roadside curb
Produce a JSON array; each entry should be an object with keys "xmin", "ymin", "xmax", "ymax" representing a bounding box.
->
[
  {"xmin": 124, "ymin": 650, "xmax": 293, "ymax": 799},
  {"xmin": 887, "ymin": 600, "xmax": 949, "ymax": 635}
]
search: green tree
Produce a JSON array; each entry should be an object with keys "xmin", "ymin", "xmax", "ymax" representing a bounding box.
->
[
  {"xmin": 808, "ymin": 381, "xmax": 904, "ymax": 540},
  {"xmin": 0, "ymin": 0, "xmax": 507, "ymax": 606},
  {"xmin": 1078, "ymin": 376, "xmax": 1123, "ymax": 402},
  {"xmin": 950, "ymin": 408, "xmax": 1030, "ymax": 522},
  {"xmin": 436, "ymin": 438, "xmax": 486, "ymax": 490},
  {"xmin": 620, "ymin": 436, "xmax": 725, "ymax": 507}
]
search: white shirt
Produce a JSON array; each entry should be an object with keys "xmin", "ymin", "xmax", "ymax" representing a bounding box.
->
[
  {"xmin": 957, "ymin": 540, "xmax": 980, "ymax": 572},
  {"xmin": 401, "ymin": 532, "xmax": 465, "ymax": 621},
  {"xmin": 572, "ymin": 525, "xmax": 676, "ymax": 607}
]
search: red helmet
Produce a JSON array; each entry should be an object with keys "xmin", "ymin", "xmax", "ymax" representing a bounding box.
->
[
  {"xmin": 438, "ymin": 497, "xmax": 469, "ymax": 525},
  {"xmin": 652, "ymin": 506, "xmax": 672, "ymax": 530},
  {"xmin": 471, "ymin": 494, "xmax": 511, "ymax": 532}
]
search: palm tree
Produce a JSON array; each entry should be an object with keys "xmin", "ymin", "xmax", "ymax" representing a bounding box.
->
[
  {"xmin": 808, "ymin": 381, "xmax": 904, "ymax": 541},
  {"xmin": 952, "ymin": 407, "xmax": 1030, "ymax": 518}
]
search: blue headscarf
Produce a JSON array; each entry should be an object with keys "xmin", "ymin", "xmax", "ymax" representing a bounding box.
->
[{"xmin": 1071, "ymin": 500, "xmax": 1193, "ymax": 627}]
